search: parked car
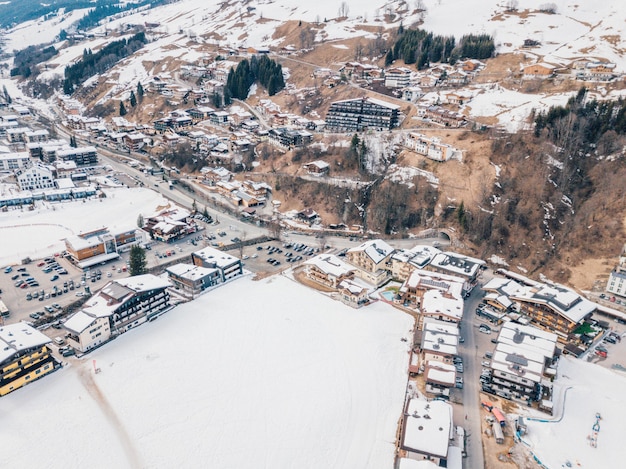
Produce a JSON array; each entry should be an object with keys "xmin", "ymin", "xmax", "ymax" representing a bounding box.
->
[
  {"xmin": 29, "ymin": 313, "xmax": 40, "ymax": 320},
  {"xmin": 50, "ymin": 274, "xmax": 59, "ymax": 281}
]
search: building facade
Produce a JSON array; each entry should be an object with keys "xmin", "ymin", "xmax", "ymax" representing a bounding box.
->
[
  {"xmin": 0, "ymin": 323, "xmax": 58, "ymax": 396},
  {"xmin": 325, "ymin": 97, "xmax": 400, "ymax": 132}
]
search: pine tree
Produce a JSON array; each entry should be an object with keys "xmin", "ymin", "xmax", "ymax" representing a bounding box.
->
[
  {"xmin": 129, "ymin": 245, "xmax": 147, "ymax": 276},
  {"xmin": 137, "ymin": 81, "xmax": 144, "ymax": 100},
  {"xmin": 137, "ymin": 214, "xmax": 144, "ymax": 228},
  {"xmin": 129, "ymin": 90, "xmax": 137, "ymax": 107},
  {"xmin": 119, "ymin": 101, "xmax": 127, "ymax": 116}
]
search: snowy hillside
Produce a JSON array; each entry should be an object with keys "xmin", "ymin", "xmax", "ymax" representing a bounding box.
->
[{"xmin": 4, "ymin": 0, "xmax": 626, "ymax": 72}]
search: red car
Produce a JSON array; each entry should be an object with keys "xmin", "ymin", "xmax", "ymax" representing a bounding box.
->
[
  {"xmin": 20, "ymin": 283, "xmax": 28, "ymax": 289},
  {"xmin": 37, "ymin": 261, "xmax": 46, "ymax": 267}
]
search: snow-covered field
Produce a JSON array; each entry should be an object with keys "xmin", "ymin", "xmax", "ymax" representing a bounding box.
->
[
  {"xmin": 523, "ymin": 356, "xmax": 626, "ymax": 468},
  {"xmin": 0, "ymin": 187, "xmax": 168, "ymax": 266},
  {"xmin": 0, "ymin": 275, "xmax": 414, "ymax": 469}
]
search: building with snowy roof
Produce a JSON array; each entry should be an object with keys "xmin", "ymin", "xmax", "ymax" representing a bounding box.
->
[
  {"xmin": 0, "ymin": 151, "xmax": 30, "ymax": 170},
  {"xmin": 166, "ymin": 263, "xmax": 221, "ymax": 296},
  {"xmin": 486, "ymin": 322, "xmax": 558, "ymax": 403},
  {"xmin": 510, "ymin": 283, "xmax": 596, "ymax": 341},
  {"xmin": 425, "ymin": 251, "xmax": 485, "ymax": 296},
  {"xmin": 345, "ymin": 239, "xmax": 395, "ymax": 287},
  {"xmin": 0, "ymin": 323, "xmax": 58, "ymax": 396},
  {"xmin": 191, "ymin": 246, "xmax": 243, "ymax": 282},
  {"xmin": 304, "ymin": 254, "xmax": 355, "ymax": 289},
  {"xmin": 336, "ymin": 279, "xmax": 370, "ymax": 308},
  {"xmin": 64, "ymin": 274, "xmax": 171, "ymax": 351},
  {"xmin": 15, "ymin": 162, "xmax": 55, "ymax": 191},
  {"xmin": 389, "ymin": 245, "xmax": 441, "ymax": 281},
  {"xmin": 421, "ymin": 289, "xmax": 464, "ymax": 325},
  {"xmin": 401, "ymin": 397, "xmax": 454, "ymax": 465},
  {"xmin": 398, "ymin": 269, "xmax": 464, "ymax": 310}
]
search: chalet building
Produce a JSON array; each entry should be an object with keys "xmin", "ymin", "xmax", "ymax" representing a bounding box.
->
[
  {"xmin": 420, "ymin": 289, "xmax": 464, "ymax": 327},
  {"xmin": 401, "ymin": 397, "xmax": 454, "ymax": 465},
  {"xmin": 606, "ymin": 244, "xmax": 626, "ymax": 298},
  {"xmin": 166, "ymin": 263, "xmax": 221, "ymax": 296},
  {"xmin": 15, "ymin": 162, "xmax": 55, "ymax": 191},
  {"xmin": 303, "ymin": 160, "xmax": 330, "ymax": 176},
  {"xmin": 385, "ymin": 67, "xmax": 412, "ymax": 88},
  {"xmin": 0, "ymin": 323, "xmax": 59, "ymax": 396},
  {"xmin": 188, "ymin": 106, "xmax": 215, "ymax": 122},
  {"xmin": 341, "ymin": 62, "xmax": 381, "ymax": 79},
  {"xmin": 123, "ymin": 133, "xmax": 147, "ymax": 152},
  {"xmin": 296, "ymin": 208, "xmax": 320, "ymax": 225},
  {"xmin": 425, "ymin": 252, "xmax": 485, "ymax": 296},
  {"xmin": 304, "ymin": 254, "xmax": 355, "ymax": 289},
  {"xmin": 481, "ymin": 277, "xmax": 524, "ymax": 312},
  {"xmin": 241, "ymin": 180, "xmax": 271, "ymax": 199},
  {"xmin": 268, "ymin": 127, "xmax": 313, "ymax": 148},
  {"xmin": 522, "ymin": 63, "xmax": 556, "ymax": 78},
  {"xmin": 510, "ymin": 283, "xmax": 596, "ymax": 341},
  {"xmin": 64, "ymin": 275, "xmax": 171, "ymax": 350},
  {"xmin": 389, "ymin": 245, "xmax": 441, "ymax": 281},
  {"xmin": 337, "ymin": 279, "xmax": 369, "ymax": 308},
  {"xmin": 405, "ymin": 133, "xmax": 461, "ymax": 162},
  {"xmin": 325, "ymin": 97, "xmax": 400, "ymax": 133},
  {"xmin": 398, "ymin": 269, "xmax": 464, "ymax": 310},
  {"xmin": 485, "ymin": 322, "xmax": 558, "ymax": 405},
  {"xmin": 0, "ymin": 152, "xmax": 30, "ymax": 170},
  {"xmin": 581, "ymin": 62, "xmax": 617, "ymax": 81},
  {"xmin": 63, "ymin": 313, "xmax": 111, "ymax": 353},
  {"xmin": 446, "ymin": 70, "xmax": 468, "ymax": 85},
  {"xmin": 191, "ymin": 246, "xmax": 243, "ymax": 283},
  {"xmin": 420, "ymin": 106, "xmax": 466, "ymax": 127},
  {"xmin": 201, "ymin": 166, "xmax": 232, "ymax": 184},
  {"xmin": 345, "ymin": 239, "xmax": 394, "ymax": 287}
]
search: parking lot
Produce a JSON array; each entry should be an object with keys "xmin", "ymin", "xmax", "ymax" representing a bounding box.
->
[{"xmin": 236, "ymin": 239, "xmax": 323, "ymax": 274}]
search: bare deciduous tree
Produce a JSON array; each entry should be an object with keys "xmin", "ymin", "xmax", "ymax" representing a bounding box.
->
[{"xmin": 338, "ymin": 2, "xmax": 349, "ymax": 18}]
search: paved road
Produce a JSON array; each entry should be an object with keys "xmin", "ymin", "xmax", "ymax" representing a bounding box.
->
[{"xmin": 456, "ymin": 269, "xmax": 492, "ymax": 469}]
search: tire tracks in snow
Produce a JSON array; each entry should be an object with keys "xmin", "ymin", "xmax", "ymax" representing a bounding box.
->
[{"xmin": 77, "ymin": 365, "xmax": 142, "ymax": 468}]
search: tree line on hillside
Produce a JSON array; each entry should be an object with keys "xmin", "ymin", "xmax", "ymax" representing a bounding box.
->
[
  {"xmin": 63, "ymin": 32, "xmax": 148, "ymax": 95},
  {"xmin": 385, "ymin": 28, "xmax": 494, "ymax": 68},
  {"xmin": 225, "ymin": 55, "xmax": 285, "ymax": 101},
  {"xmin": 10, "ymin": 45, "xmax": 57, "ymax": 78}
]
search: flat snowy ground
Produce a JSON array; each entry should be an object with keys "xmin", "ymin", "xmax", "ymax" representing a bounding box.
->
[
  {"xmin": 0, "ymin": 275, "xmax": 414, "ymax": 469},
  {"xmin": 523, "ymin": 356, "xmax": 626, "ymax": 468},
  {"xmin": 0, "ymin": 187, "xmax": 168, "ymax": 266}
]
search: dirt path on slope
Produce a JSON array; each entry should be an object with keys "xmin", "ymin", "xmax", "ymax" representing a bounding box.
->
[{"xmin": 77, "ymin": 365, "xmax": 142, "ymax": 468}]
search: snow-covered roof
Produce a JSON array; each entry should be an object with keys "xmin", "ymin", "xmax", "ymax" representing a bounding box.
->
[
  {"xmin": 497, "ymin": 322, "xmax": 557, "ymax": 359},
  {"xmin": 116, "ymin": 274, "xmax": 171, "ymax": 293},
  {"xmin": 429, "ymin": 251, "xmax": 484, "ymax": 279},
  {"xmin": 0, "ymin": 323, "xmax": 51, "ymax": 365},
  {"xmin": 421, "ymin": 289, "xmax": 464, "ymax": 321},
  {"xmin": 511, "ymin": 283, "xmax": 596, "ymax": 324},
  {"xmin": 402, "ymin": 270, "xmax": 464, "ymax": 298},
  {"xmin": 192, "ymin": 246, "xmax": 240, "ymax": 268},
  {"xmin": 423, "ymin": 319, "xmax": 459, "ymax": 337},
  {"xmin": 404, "ymin": 398, "xmax": 452, "ymax": 458},
  {"xmin": 398, "ymin": 458, "xmax": 440, "ymax": 469},
  {"xmin": 347, "ymin": 239, "xmax": 394, "ymax": 264},
  {"xmin": 305, "ymin": 254, "xmax": 353, "ymax": 277},
  {"xmin": 425, "ymin": 367, "xmax": 456, "ymax": 386},
  {"xmin": 166, "ymin": 263, "xmax": 218, "ymax": 280},
  {"xmin": 63, "ymin": 311, "xmax": 100, "ymax": 334}
]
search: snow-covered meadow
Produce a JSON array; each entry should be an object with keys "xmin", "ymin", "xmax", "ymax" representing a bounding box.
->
[
  {"xmin": 0, "ymin": 187, "xmax": 168, "ymax": 266},
  {"xmin": 0, "ymin": 274, "xmax": 414, "ymax": 468}
]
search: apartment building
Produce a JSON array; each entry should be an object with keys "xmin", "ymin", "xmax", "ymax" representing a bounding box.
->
[{"xmin": 325, "ymin": 97, "xmax": 401, "ymax": 132}]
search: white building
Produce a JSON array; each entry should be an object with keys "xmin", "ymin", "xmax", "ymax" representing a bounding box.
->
[
  {"xmin": 385, "ymin": 67, "xmax": 412, "ymax": 88},
  {"xmin": 405, "ymin": 133, "xmax": 462, "ymax": 162},
  {"xmin": 0, "ymin": 152, "xmax": 30, "ymax": 170},
  {"xmin": 607, "ymin": 244, "xmax": 626, "ymax": 298},
  {"xmin": 15, "ymin": 162, "xmax": 55, "ymax": 191},
  {"xmin": 345, "ymin": 239, "xmax": 395, "ymax": 287},
  {"xmin": 421, "ymin": 289, "xmax": 464, "ymax": 324},
  {"xmin": 401, "ymin": 397, "xmax": 454, "ymax": 465},
  {"xmin": 63, "ymin": 313, "xmax": 111, "ymax": 353},
  {"xmin": 191, "ymin": 246, "xmax": 243, "ymax": 282}
]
